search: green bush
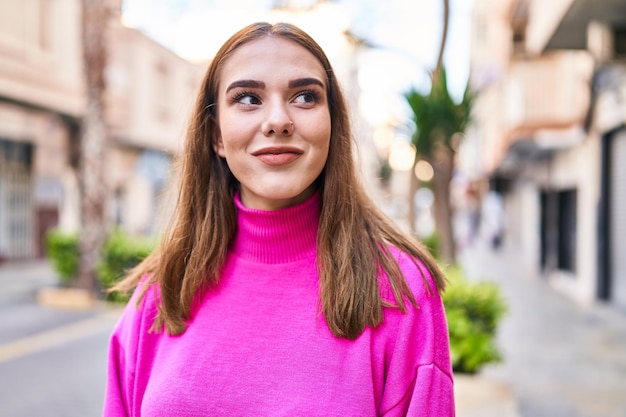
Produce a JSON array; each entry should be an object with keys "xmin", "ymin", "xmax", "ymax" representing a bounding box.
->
[
  {"xmin": 421, "ymin": 232, "xmax": 440, "ymax": 260},
  {"xmin": 98, "ymin": 230, "xmax": 155, "ymax": 303},
  {"xmin": 45, "ymin": 228, "xmax": 154, "ymax": 302},
  {"xmin": 45, "ymin": 229, "xmax": 79, "ymax": 285},
  {"xmin": 442, "ymin": 264, "xmax": 508, "ymax": 374}
]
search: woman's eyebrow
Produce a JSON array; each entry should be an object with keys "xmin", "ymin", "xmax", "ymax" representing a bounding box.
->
[
  {"xmin": 288, "ymin": 78, "xmax": 325, "ymax": 89},
  {"xmin": 226, "ymin": 80, "xmax": 265, "ymax": 93}
]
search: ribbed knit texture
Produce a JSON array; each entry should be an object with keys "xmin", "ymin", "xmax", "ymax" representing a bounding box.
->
[
  {"xmin": 231, "ymin": 192, "xmax": 319, "ymax": 263},
  {"xmin": 103, "ymin": 193, "xmax": 455, "ymax": 417}
]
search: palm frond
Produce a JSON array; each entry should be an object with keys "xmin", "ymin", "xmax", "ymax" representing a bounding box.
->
[{"xmin": 405, "ymin": 65, "xmax": 473, "ymax": 158}]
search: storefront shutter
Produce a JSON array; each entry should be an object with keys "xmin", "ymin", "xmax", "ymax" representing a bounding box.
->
[{"xmin": 610, "ymin": 129, "xmax": 626, "ymax": 309}]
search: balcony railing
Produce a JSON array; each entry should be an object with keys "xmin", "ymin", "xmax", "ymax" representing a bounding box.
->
[{"xmin": 502, "ymin": 51, "xmax": 593, "ymax": 144}]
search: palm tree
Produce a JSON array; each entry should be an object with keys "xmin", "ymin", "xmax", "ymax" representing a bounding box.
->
[
  {"xmin": 75, "ymin": 0, "xmax": 110, "ymax": 293},
  {"xmin": 405, "ymin": 68, "xmax": 472, "ymax": 264},
  {"xmin": 405, "ymin": 0, "xmax": 473, "ymax": 264}
]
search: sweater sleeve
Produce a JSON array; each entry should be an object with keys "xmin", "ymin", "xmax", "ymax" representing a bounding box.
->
[
  {"xmin": 378, "ymin": 252, "xmax": 455, "ymax": 417},
  {"xmin": 103, "ymin": 282, "xmax": 158, "ymax": 417}
]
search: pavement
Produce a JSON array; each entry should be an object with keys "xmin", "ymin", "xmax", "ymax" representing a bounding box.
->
[
  {"xmin": 459, "ymin": 239, "xmax": 626, "ymax": 417},
  {"xmin": 1, "ymin": 247, "xmax": 625, "ymax": 416},
  {"xmin": 0, "ymin": 260, "xmax": 119, "ymax": 417},
  {"xmin": 0, "ymin": 260, "xmax": 119, "ymax": 354}
]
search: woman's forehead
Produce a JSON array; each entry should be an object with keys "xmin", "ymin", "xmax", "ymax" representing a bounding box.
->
[{"xmin": 217, "ymin": 37, "xmax": 327, "ymax": 88}]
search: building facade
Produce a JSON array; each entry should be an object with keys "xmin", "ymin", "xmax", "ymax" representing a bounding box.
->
[
  {"xmin": 0, "ymin": 0, "xmax": 204, "ymax": 262},
  {"xmin": 105, "ymin": 16, "xmax": 205, "ymax": 237},
  {"xmin": 461, "ymin": 0, "xmax": 626, "ymax": 311}
]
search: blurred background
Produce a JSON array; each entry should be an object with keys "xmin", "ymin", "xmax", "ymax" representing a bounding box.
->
[{"xmin": 0, "ymin": 0, "xmax": 625, "ymax": 416}]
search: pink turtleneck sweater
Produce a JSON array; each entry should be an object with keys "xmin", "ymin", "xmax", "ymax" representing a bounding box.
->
[{"xmin": 103, "ymin": 193, "xmax": 454, "ymax": 416}]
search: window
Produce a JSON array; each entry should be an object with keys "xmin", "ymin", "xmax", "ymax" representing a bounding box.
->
[
  {"xmin": 614, "ymin": 26, "xmax": 626, "ymax": 57},
  {"xmin": 557, "ymin": 189, "xmax": 577, "ymax": 272},
  {"xmin": 540, "ymin": 188, "xmax": 577, "ymax": 273},
  {"xmin": 0, "ymin": 0, "xmax": 47, "ymax": 53}
]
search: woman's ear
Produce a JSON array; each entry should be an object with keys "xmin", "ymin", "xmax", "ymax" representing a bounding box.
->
[{"xmin": 212, "ymin": 131, "xmax": 225, "ymax": 157}]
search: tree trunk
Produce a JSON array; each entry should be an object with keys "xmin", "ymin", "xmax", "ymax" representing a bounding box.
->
[
  {"xmin": 408, "ymin": 0, "xmax": 448, "ymax": 252},
  {"xmin": 407, "ymin": 156, "xmax": 419, "ymax": 236},
  {"xmin": 76, "ymin": 0, "xmax": 109, "ymax": 292},
  {"xmin": 427, "ymin": 145, "xmax": 455, "ymax": 264},
  {"xmin": 433, "ymin": 0, "xmax": 450, "ymax": 85},
  {"xmin": 429, "ymin": 0, "xmax": 454, "ymax": 263}
]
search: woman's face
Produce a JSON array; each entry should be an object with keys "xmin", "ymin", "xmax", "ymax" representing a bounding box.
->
[{"xmin": 214, "ymin": 36, "xmax": 331, "ymax": 211}]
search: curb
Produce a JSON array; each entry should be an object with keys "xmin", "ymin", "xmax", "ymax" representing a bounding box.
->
[
  {"xmin": 36, "ymin": 287, "xmax": 101, "ymax": 311},
  {"xmin": 454, "ymin": 374, "xmax": 521, "ymax": 417}
]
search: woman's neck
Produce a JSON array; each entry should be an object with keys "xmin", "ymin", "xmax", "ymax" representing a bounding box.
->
[{"xmin": 230, "ymin": 191, "xmax": 320, "ymax": 264}]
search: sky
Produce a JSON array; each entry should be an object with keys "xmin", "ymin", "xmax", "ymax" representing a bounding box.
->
[{"xmin": 121, "ymin": 0, "xmax": 474, "ymax": 128}]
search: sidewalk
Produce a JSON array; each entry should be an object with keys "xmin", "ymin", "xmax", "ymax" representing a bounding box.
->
[
  {"xmin": 0, "ymin": 259, "xmax": 98, "ymax": 309},
  {"xmin": 455, "ymin": 373, "xmax": 521, "ymax": 417},
  {"xmin": 459, "ymin": 240, "xmax": 626, "ymax": 417},
  {"xmin": 453, "ymin": 241, "xmax": 523, "ymax": 417},
  {"xmin": 0, "ymin": 260, "xmax": 59, "ymax": 302}
]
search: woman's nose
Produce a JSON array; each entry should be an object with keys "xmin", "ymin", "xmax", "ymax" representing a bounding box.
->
[{"xmin": 262, "ymin": 100, "xmax": 293, "ymax": 137}]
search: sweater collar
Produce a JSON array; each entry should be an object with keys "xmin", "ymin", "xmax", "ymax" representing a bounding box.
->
[{"xmin": 231, "ymin": 192, "xmax": 320, "ymax": 264}]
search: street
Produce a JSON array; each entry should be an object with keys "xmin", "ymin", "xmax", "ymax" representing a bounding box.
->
[{"xmin": 0, "ymin": 262, "xmax": 119, "ymax": 417}]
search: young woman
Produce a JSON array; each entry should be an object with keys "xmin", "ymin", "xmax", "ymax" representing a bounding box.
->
[{"xmin": 104, "ymin": 22, "xmax": 454, "ymax": 416}]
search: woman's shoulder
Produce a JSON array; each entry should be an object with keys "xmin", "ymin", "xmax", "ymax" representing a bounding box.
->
[
  {"xmin": 380, "ymin": 245, "xmax": 441, "ymax": 304},
  {"xmin": 373, "ymin": 245, "xmax": 450, "ymax": 361},
  {"xmin": 114, "ymin": 276, "xmax": 161, "ymax": 337}
]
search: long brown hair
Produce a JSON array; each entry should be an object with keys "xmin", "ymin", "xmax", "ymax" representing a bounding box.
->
[{"xmin": 115, "ymin": 22, "xmax": 446, "ymax": 340}]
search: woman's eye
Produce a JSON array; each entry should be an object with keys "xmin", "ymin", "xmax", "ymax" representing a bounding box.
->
[
  {"xmin": 233, "ymin": 92, "xmax": 261, "ymax": 106},
  {"xmin": 293, "ymin": 91, "xmax": 319, "ymax": 105}
]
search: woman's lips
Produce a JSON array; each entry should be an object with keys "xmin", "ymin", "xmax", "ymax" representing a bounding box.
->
[{"xmin": 252, "ymin": 147, "xmax": 303, "ymax": 166}]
